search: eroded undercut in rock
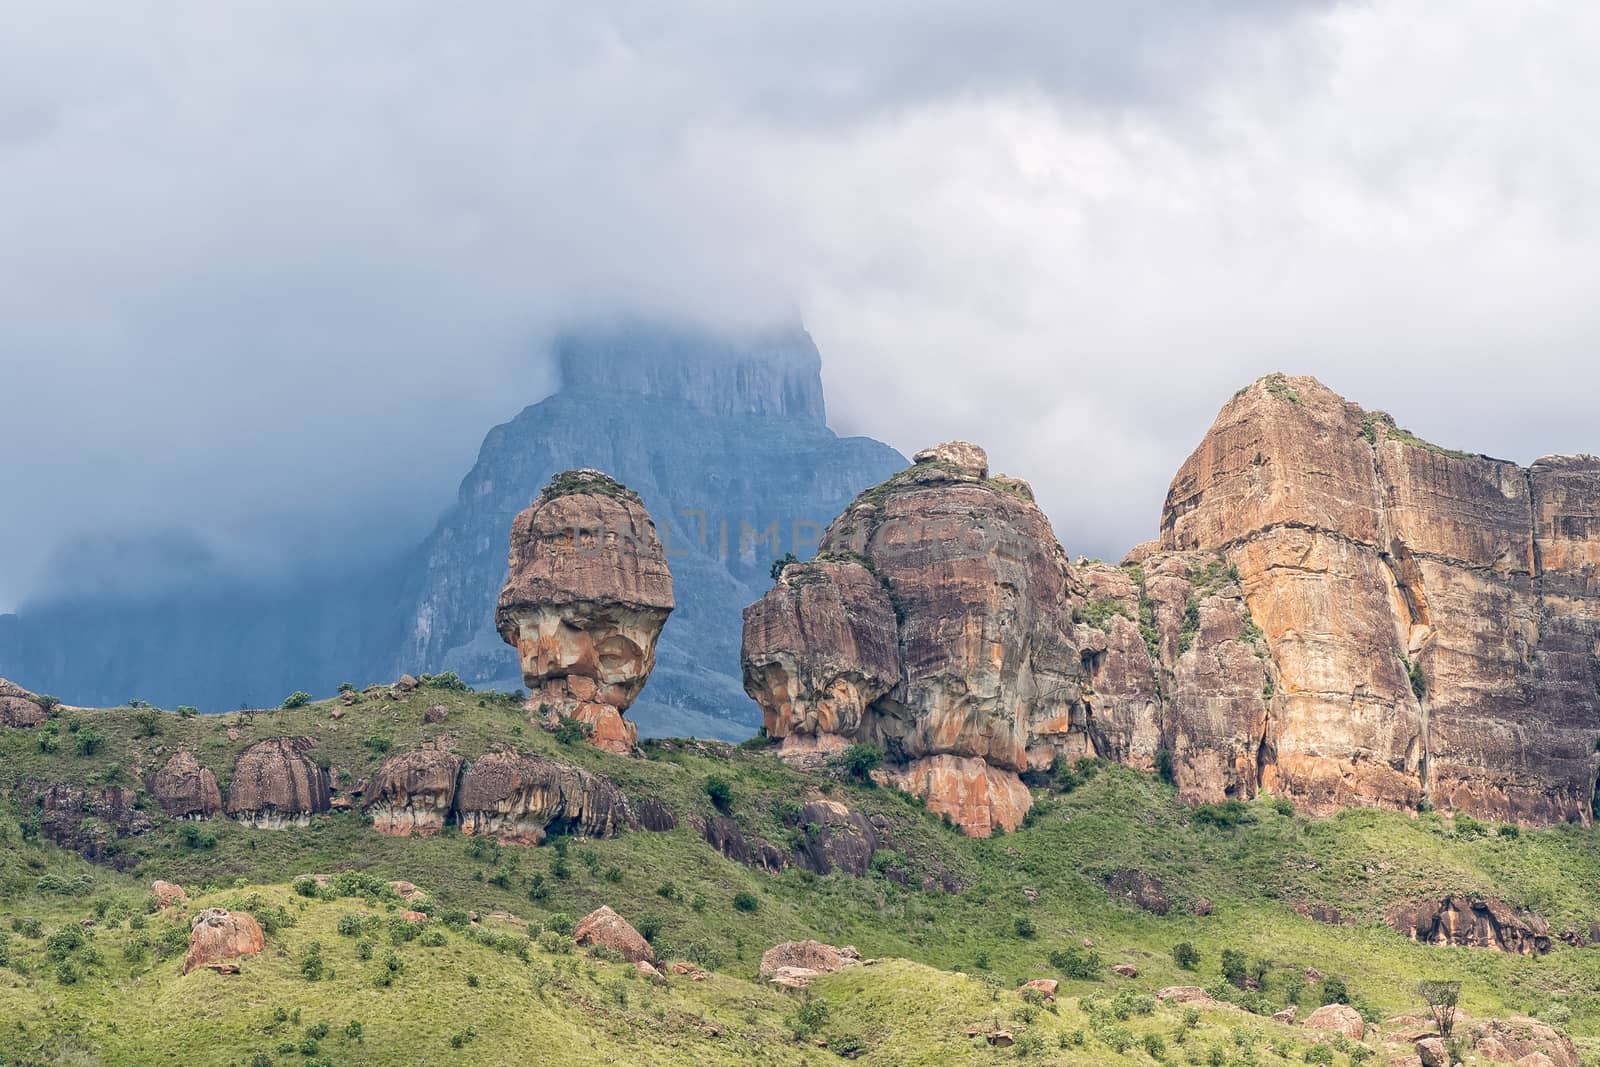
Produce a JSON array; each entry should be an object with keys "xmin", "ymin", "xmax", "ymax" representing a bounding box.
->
[{"xmin": 496, "ymin": 469, "xmax": 675, "ymax": 755}]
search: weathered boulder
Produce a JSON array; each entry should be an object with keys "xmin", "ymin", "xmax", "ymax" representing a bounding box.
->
[
  {"xmin": 0, "ymin": 678, "xmax": 46, "ymax": 728},
  {"xmin": 151, "ymin": 880, "xmax": 188, "ymax": 908},
  {"xmin": 183, "ymin": 908, "xmax": 266, "ymax": 974},
  {"xmin": 1105, "ymin": 868, "xmax": 1172, "ymax": 916},
  {"xmin": 1414, "ymin": 1036, "xmax": 1449, "ymax": 1067},
  {"xmin": 1388, "ymin": 895, "xmax": 1551, "ymax": 955},
  {"xmin": 758, "ymin": 940, "xmax": 861, "ymax": 988},
  {"xmin": 454, "ymin": 750, "xmax": 633, "ymax": 844},
  {"xmin": 1302, "ymin": 1004, "xmax": 1365, "ymax": 1041},
  {"xmin": 1017, "ymin": 978, "xmax": 1059, "ymax": 1000},
  {"xmin": 496, "ymin": 469, "xmax": 675, "ymax": 755},
  {"xmin": 635, "ymin": 796, "xmax": 677, "ymax": 832},
  {"xmin": 364, "ymin": 747, "xmax": 463, "ymax": 836},
  {"xmin": 147, "ymin": 750, "xmax": 223, "ymax": 819},
  {"xmin": 224, "ymin": 738, "xmax": 331, "ymax": 829},
  {"xmin": 785, "ymin": 799, "xmax": 880, "ymax": 877},
  {"xmin": 574, "ymin": 905, "xmax": 653, "ymax": 963},
  {"xmin": 700, "ymin": 813, "xmax": 787, "ymax": 873}
]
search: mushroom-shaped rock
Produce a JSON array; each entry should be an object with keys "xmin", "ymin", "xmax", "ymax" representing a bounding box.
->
[
  {"xmin": 148, "ymin": 750, "xmax": 223, "ymax": 819},
  {"xmin": 741, "ymin": 560, "xmax": 898, "ymax": 763},
  {"xmin": 0, "ymin": 678, "xmax": 46, "ymax": 728},
  {"xmin": 495, "ymin": 470, "xmax": 674, "ymax": 755},
  {"xmin": 455, "ymin": 750, "xmax": 633, "ymax": 844},
  {"xmin": 225, "ymin": 738, "xmax": 331, "ymax": 829},
  {"xmin": 574, "ymin": 905, "xmax": 653, "ymax": 963},
  {"xmin": 183, "ymin": 908, "xmax": 266, "ymax": 974},
  {"xmin": 1302, "ymin": 1004, "xmax": 1365, "ymax": 1041},
  {"xmin": 364, "ymin": 747, "xmax": 463, "ymax": 836}
]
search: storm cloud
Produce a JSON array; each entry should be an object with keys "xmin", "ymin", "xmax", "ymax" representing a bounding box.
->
[{"xmin": 4, "ymin": 2, "xmax": 1600, "ymax": 609}]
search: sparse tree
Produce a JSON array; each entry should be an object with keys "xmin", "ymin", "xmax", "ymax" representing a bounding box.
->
[{"xmin": 1418, "ymin": 979, "xmax": 1461, "ymax": 1037}]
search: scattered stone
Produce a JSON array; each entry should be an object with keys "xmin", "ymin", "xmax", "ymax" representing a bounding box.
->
[
  {"xmin": 399, "ymin": 911, "xmax": 428, "ymax": 924},
  {"xmin": 1272, "ymin": 1006, "xmax": 1297, "ymax": 1024}
]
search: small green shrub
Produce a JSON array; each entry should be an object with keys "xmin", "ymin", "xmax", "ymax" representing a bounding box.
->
[
  {"xmin": 705, "ymin": 775, "xmax": 734, "ymax": 813},
  {"xmin": 732, "ymin": 891, "xmax": 759, "ymax": 913},
  {"xmin": 280, "ymin": 691, "xmax": 312, "ymax": 710}
]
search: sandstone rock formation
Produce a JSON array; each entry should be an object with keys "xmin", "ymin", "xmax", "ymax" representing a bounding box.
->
[
  {"xmin": 454, "ymin": 749, "xmax": 634, "ymax": 844},
  {"xmin": 496, "ymin": 469, "xmax": 675, "ymax": 754},
  {"xmin": 365, "ymin": 747, "xmax": 463, "ymax": 836},
  {"xmin": 574, "ymin": 905, "xmax": 653, "ymax": 963},
  {"xmin": 151, "ymin": 880, "xmax": 188, "ymax": 908},
  {"xmin": 225, "ymin": 738, "xmax": 331, "ymax": 829},
  {"xmin": 744, "ymin": 375, "xmax": 1600, "ymax": 831},
  {"xmin": 1163, "ymin": 375, "xmax": 1600, "ymax": 822},
  {"xmin": 1303, "ymin": 1003, "xmax": 1365, "ymax": 1041},
  {"xmin": 183, "ymin": 908, "xmax": 266, "ymax": 974},
  {"xmin": 0, "ymin": 678, "xmax": 46, "ymax": 728},
  {"xmin": 1388, "ymin": 895, "xmax": 1551, "ymax": 955},
  {"xmin": 148, "ymin": 750, "xmax": 223, "ymax": 820},
  {"xmin": 785, "ymin": 799, "xmax": 880, "ymax": 877}
]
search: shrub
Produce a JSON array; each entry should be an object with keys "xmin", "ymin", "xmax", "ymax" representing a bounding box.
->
[
  {"xmin": 1049, "ymin": 945, "xmax": 1101, "ymax": 979},
  {"xmin": 299, "ymin": 942, "xmax": 325, "ymax": 981},
  {"xmin": 73, "ymin": 725, "xmax": 106, "ymax": 757},
  {"xmin": 769, "ymin": 552, "xmax": 799, "ymax": 580},
  {"xmin": 1453, "ymin": 813, "xmax": 1487, "ymax": 839},
  {"xmin": 552, "ymin": 717, "xmax": 589, "ymax": 745},
  {"xmin": 1303, "ymin": 1044, "xmax": 1335, "ymax": 1065},
  {"xmin": 732, "ymin": 891, "xmax": 759, "ymax": 913},
  {"xmin": 828, "ymin": 1034, "xmax": 868, "ymax": 1057},
  {"xmin": 1321, "ymin": 975, "xmax": 1350, "ymax": 1004},
  {"xmin": 527, "ymin": 873, "xmax": 550, "ymax": 901},
  {"xmin": 1141, "ymin": 1032, "xmax": 1166, "ymax": 1059},
  {"xmin": 363, "ymin": 735, "xmax": 392, "ymax": 755},
  {"xmin": 421, "ymin": 671, "xmax": 469, "ymax": 692},
  {"xmin": 1013, "ymin": 915, "xmax": 1037, "ymax": 939},
  {"xmin": 1172, "ymin": 941, "xmax": 1200, "ymax": 970},
  {"xmin": 176, "ymin": 705, "xmax": 199, "ymax": 718},
  {"xmin": 705, "ymin": 775, "xmax": 734, "ymax": 813},
  {"xmin": 133, "ymin": 708, "xmax": 163, "ymax": 737},
  {"xmin": 1418, "ymin": 979, "xmax": 1461, "ymax": 1037},
  {"xmin": 1221, "ymin": 948, "xmax": 1248, "ymax": 987},
  {"xmin": 337, "ymin": 914, "xmax": 364, "ymax": 938},
  {"xmin": 280, "ymin": 691, "xmax": 312, "ymax": 709},
  {"xmin": 839, "ymin": 743, "xmax": 883, "ymax": 783},
  {"xmin": 1192, "ymin": 800, "xmax": 1255, "ymax": 829},
  {"xmin": 1498, "ymin": 823, "xmax": 1520, "ymax": 838}
]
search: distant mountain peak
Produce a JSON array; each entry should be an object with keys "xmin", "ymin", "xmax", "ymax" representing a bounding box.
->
[{"xmin": 554, "ymin": 318, "xmax": 826, "ymax": 424}]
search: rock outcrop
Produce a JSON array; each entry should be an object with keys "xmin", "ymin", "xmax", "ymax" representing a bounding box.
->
[
  {"xmin": 0, "ymin": 678, "xmax": 46, "ymax": 728},
  {"xmin": 31, "ymin": 782, "xmax": 152, "ymax": 864},
  {"xmin": 785, "ymin": 799, "xmax": 880, "ymax": 877},
  {"xmin": 744, "ymin": 376, "xmax": 1600, "ymax": 831},
  {"xmin": 758, "ymin": 940, "xmax": 862, "ymax": 989},
  {"xmin": 1302, "ymin": 1003, "xmax": 1366, "ymax": 1041},
  {"xmin": 743, "ymin": 442, "xmax": 1078, "ymax": 835},
  {"xmin": 183, "ymin": 908, "xmax": 266, "ymax": 974},
  {"xmin": 496, "ymin": 469, "xmax": 675, "ymax": 754},
  {"xmin": 454, "ymin": 749, "xmax": 634, "ymax": 844},
  {"xmin": 1388, "ymin": 895, "xmax": 1552, "ymax": 955},
  {"xmin": 574, "ymin": 905, "xmax": 653, "ymax": 963},
  {"xmin": 224, "ymin": 738, "xmax": 331, "ymax": 829},
  {"xmin": 1163, "ymin": 375, "xmax": 1600, "ymax": 822},
  {"xmin": 365, "ymin": 747, "xmax": 462, "ymax": 836},
  {"xmin": 148, "ymin": 750, "xmax": 223, "ymax": 819}
]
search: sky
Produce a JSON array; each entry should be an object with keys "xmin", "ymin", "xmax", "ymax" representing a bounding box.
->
[{"xmin": 4, "ymin": 1, "xmax": 1600, "ymax": 610}]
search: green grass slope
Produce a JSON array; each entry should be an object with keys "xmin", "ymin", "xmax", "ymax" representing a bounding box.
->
[{"xmin": 2, "ymin": 686, "xmax": 1599, "ymax": 1064}]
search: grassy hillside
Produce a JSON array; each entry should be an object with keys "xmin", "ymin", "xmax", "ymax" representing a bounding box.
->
[{"xmin": 2, "ymin": 686, "xmax": 1599, "ymax": 1064}]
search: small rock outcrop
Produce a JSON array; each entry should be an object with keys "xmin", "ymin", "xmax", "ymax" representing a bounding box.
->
[
  {"xmin": 700, "ymin": 814, "xmax": 787, "ymax": 874},
  {"xmin": 32, "ymin": 782, "xmax": 152, "ymax": 864},
  {"xmin": 1302, "ymin": 1003, "xmax": 1365, "ymax": 1041},
  {"xmin": 224, "ymin": 738, "xmax": 331, "ymax": 829},
  {"xmin": 183, "ymin": 908, "xmax": 266, "ymax": 974},
  {"xmin": 454, "ymin": 750, "xmax": 634, "ymax": 844},
  {"xmin": 1388, "ymin": 895, "xmax": 1552, "ymax": 955},
  {"xmin": 758, "ymin": 940, "xmax": 861, "ymax": 989},
  {"xmin": 364, "ymin": 747, "xmax": 463, "ymax": 836},
  {"xmin": 0, "ymin": 678, "xmax": 46, "ymax": 728},
  {"xmin": 574, "ymin": 905, "xmax": 653, "ymax": 963},
  {"xmin": 148, "ymin": 750, "xmax": 223, "ymax": 820},
  {"xmin": 785, "ymin": 799, "xmax": 880, "ymax": 877},
  {"xmin": 151, "ymin": 880, "xmax": 188, "ymax": 908},
  {"xmin": 496, "ymin": 470, "xmax": 675, "ymax": 755},
  {"xmin": 1104, "ymin": 869, "xmax": 1172, "ymax": 916}
]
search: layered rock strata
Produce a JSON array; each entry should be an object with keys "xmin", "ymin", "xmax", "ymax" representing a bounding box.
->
[{"xmin": 496, "ymin": 469, "xmax": 675, "ymax": 754}]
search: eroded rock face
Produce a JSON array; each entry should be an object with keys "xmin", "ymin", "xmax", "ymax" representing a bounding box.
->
[
  {"xmin": 786, "ymin": 800, "xmax": 880, "ymax": 877},
  {"xmin": 148, "ymin": 750, "xmax": 223, "ymax": 820},
  {"xmin": 1162, "ymin": 375, "xmax": 1600, "ymax": 822},
  {"xmin": 0, "ymin": 678, "xmax": 46, "ymax": 728},
  {"xmin": 184, "ymin": 908, "xmax": 266, "ymax": 974},
  {"xmin": 496, "ymin": 469, "xmax": 675, "ymax": 754},
  {"xmin": 365, "ymin": 747, "xmax": 463, "ymax": 836},
  {"xmin": 881, "ymin": 754, "xmax": 1033, "ymax": 837},
  {"xmin": 454, "ymin": 750, "xmax": 633, "ymax": 844},
  {"xmin": 31, "ymin": 782, "xmax": 152, "ymax": 864},
  {"xmin": 1388, "ymin": 895, "xmax": 1551, "ymax": 955},
  {"xmin": 225, "ymin": 738, "xmax": 331, "ymax": 829}
]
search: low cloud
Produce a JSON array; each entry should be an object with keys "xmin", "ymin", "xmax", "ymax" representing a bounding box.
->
[{"xmin": 4, "ymin": 2, "xmax": 1598, "ymax": 606}]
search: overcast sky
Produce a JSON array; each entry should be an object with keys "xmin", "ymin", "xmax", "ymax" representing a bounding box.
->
[{"xmin": 4, "ymin": 1, "xmax": 1600, "ymax": 611}]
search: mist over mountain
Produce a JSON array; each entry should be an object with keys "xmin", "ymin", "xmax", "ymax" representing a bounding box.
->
[{"xmin": 0, "ymin": 320, "xmax": 903, "ymax": 738}]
